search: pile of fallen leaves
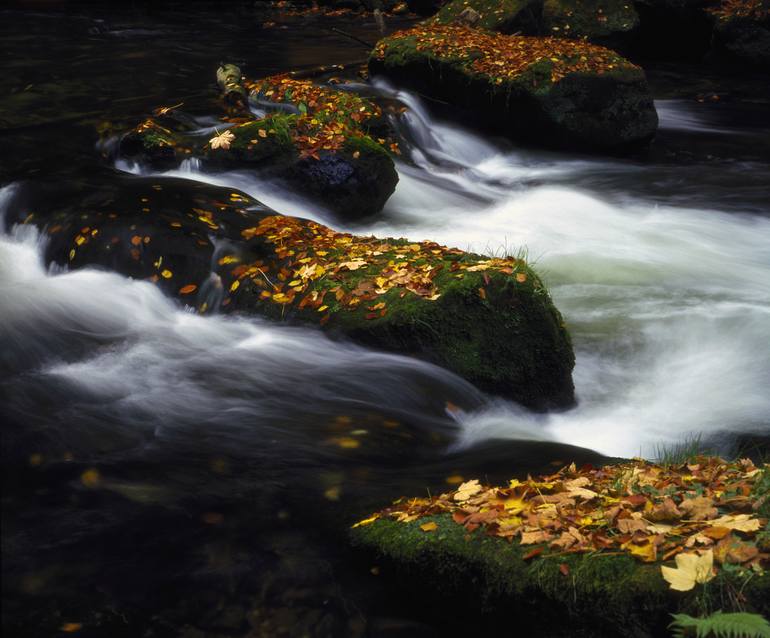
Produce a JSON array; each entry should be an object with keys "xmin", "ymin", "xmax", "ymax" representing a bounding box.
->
[
  {"xmin": 242, "ymin": 74, "xmax": 399, "ymax": 159},
  {"xmin": 354, "ymin": 457, "xmax": 768, "ymax": 588},
  {"xmin": 373, "ymin": 24, "xmax": 639, "ymax": 84},
  {"xmin": 229, "ymin": 215, "xmax": 530, "ymax": 321},
  {"xmin": 710, "ymin": 0, "xmax": 770, "ymax": 21}
]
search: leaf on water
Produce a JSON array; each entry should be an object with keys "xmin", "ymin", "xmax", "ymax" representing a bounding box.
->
[
  {"xmin": 80, "ymin": 468, "xmax": 101, "ymax": 488},
  {"xmin": 60, "ymin": 623, "xmax": 83, "ymax": 633},
  {"xmin": 661, "ymin": 550, "xmax": 715, "ymax": 591},
  {"xmin": 179, "ymin": 284, "xmax": 197, "ymax": 294}
]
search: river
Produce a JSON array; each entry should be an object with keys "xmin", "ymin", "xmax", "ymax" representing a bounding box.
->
[{"xmin": 2, "ymin": 3, "xmax": 769, "ymax": 637}]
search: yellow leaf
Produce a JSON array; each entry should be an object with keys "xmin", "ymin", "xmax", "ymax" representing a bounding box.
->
[
  {"xmin": 420, "ymin": 521, "xmax": 438, "ymax": 532},
  {"xmin": 622, "ymin": 537, "xmax": 657, "ymax": 562},
  {"xmin": 352, "ymin": 514, "xmax": 379, "ymax": 528},
  {"xmin": 454, "ymin": 479, "xmax": 482, "ymax": 501},
  {"xmin": 80, "ymin": 468, "xmax": 101, "ymax": 488},
  {"xmin": 503, "ymin": 496, "xmax": 528, "ymax": 513},
  {"xmin": 60, "ymin": 623, "xmax": 83, "ymax": 633},
  {"xmin": 660, "ymin": 550, "xmax": 714, "ymax": 591},
  {"xmin": 708, "ymin": 514, "xmax": 761, "ymax": 532},
  {"xmin": 229, "ymin": 280, "xmax": 240, "ymax": 292},
  {"xmin": 209, "ymin": 129, "xmax": 236, "ymax": 150},
  {"xmin": 161, "ymin": 269, "xmax": 173, "ymax": 279}
]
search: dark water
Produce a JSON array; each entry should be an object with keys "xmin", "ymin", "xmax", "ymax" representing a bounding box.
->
[{"xmin": 2, "ymin": 3, "xmax": 770, "ymax": 637}]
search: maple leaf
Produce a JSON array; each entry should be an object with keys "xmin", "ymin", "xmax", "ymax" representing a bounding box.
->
[
  {"xmin": 708, "ymin": 514, "xmax": 762, "ymax": 532},
  {"xmin": 661, "ymin": 550, "xmax": 715, "ymax": 591},
  {"xmin": 338, "ymin": 259, "xmax": 368, "ymax": 271},
  {"xmin": 680, "ymin": 496, "xmax": 718, "ymax": 521},
  {"xmin": 521, "ymin": 530, "xmax": 552, "ymax": 545},
  {"xmin": 454, "ymin": 479, "xmax": 482, "ymax": 502},
  {"xmin": 209, "ymin": 130, "xmax": 236, "ymax": 150}
]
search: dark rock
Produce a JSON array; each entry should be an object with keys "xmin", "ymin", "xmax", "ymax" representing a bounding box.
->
[
  {"xmin": 710, "ymin": 0, "xmax": 770, "ymax": 68},
  {"xmin": 120, "ymin": 74, "xmax": 399, "ymax": 220},
  {"xmin": 370, "ymin": 25, "xmax": 658, "ymax": 151},
  {"xmin": 11, "ymin": 177, "xmax": 575, "ymax": 409}
]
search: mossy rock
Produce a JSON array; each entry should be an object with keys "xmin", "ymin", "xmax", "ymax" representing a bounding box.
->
[
  {"xmin": 541, "ymin": 0, "xmax": 640, "ymax": 45},
  {"xmin": 432, "ymin": 0, "xmax": 639, "ymax": 47},
  {"xmin": 351, "ymin": 514, "xmax": 769, "ymax": 637},
  {"xmin": 370, "ymin": 24, "xmax": 658, "ymax": 151},
  {"xmin": 432, "ymin": 0, "xmax": 543, "ymax": 32},
  {"xmin": 22, "ymin": 179, "xmax": 574, "ymax": 409},
  {"xmin": 120, "ymin": 75, "xmax": 399, "ymax": 220},
  {"xmin": 710, "ymin": 0, "xmax": 770, "ymax": 68}
]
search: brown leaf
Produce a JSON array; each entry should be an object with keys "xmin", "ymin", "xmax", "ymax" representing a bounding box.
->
[{"xmin": 680, "ymin": 496, "xmax": 718, "ymax": 521}]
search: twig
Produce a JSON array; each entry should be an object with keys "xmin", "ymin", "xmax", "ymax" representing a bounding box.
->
[{"xmin": 328, "ymin": 27, "xmax": 374, "ymax": 49}]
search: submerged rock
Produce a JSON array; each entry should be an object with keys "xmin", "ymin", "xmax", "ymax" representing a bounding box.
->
[
  {"xmin": 17, "ymin": 179, "xmax": 575, "ymax": 409},
  {"xmin": 350, "ymin": 458, "xmax": 770, "ymax": 636},
  {"xmin": 370, "ymin": 24, "xmax": 658, "ymax": 151},
  {"xmin": 710, "ymin": 0, "xmax": 770, "ymax": 68},
  {"xmin": 120, "ymin": 74, "xmax": 398, "ymax": 219}
]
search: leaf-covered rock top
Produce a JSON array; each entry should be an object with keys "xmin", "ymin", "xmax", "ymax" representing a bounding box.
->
[
  {"xmin": 372, "ymin": 24, "xmax": 641, "ymax": 85},
  {"xmin": 354, "ymin": 456, "xmax": 769, "ymax": 576},
  {"xmin": 242, "ymin": 74, "xmax": 400, "ymax": 158},
  {"xmin": 232, "ymin": 214, "xmax": 538, "ymax": 323},
  {"xmin": 710, "ymin": 0, "xmax": 770, "ymax": 22}
]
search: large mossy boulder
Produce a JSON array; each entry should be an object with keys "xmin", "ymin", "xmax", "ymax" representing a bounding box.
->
[
  {"xmin": 709, "ymin": 0, "xmax": 770, "ymax": 67},
  {"xmin": 350, "ymin": 458, "xmax": 770, "ymax": 636},
  {"xmin": 432, "ymin": 0, "xmax": 640, "ymax": 47},
  {"xmin": 370, "ymin": 24, "xmax": 658, "ymax": 151},
  {"xmin": 18, "ymin": 178, "xmax": 574, "ymax": 409},
  {"xmin": 120, "ymin": 74, "xmax": 398, "ymax": 220}
]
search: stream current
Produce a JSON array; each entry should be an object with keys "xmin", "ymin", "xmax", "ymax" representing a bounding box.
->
[{"xmin": 1, "ymin": 4, "xmax": 769, "ymax": 636}]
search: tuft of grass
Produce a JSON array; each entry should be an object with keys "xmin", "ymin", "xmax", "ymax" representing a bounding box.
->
[{"xmin": 653, "ymin": 434, "xmax": 713, "ymax": 468}]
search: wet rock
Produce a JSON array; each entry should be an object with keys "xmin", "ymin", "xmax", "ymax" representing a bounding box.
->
[
  {"xmin": 431, "ymin": 0, "xmax": 639, "ymax": 48},
  {"xmin": 369, "ymin": 24, "xmax": 658, "ymax": 151},
  {"xmin": 710, "ymin": 0, "xmax": 770, "ymax": 68},
  {"xmin": 13, "ymin": 177, "xmax": 575, "ymax": 409},
  {"xmin": 432, "ymin": 0, "xmax": 543, "ymax": 32},
  {"xmin": 350, "ymin": 462, "xmax": 770, "ymax": 636},
  {"xmin": 120, "ymin": 74, "xmax": 398, "ymax": 220}
]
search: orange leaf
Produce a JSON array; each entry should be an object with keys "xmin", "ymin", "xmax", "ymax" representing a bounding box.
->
[{"xmin": 179, "ymin": 284, "xmax": 197, "ymax": 295}]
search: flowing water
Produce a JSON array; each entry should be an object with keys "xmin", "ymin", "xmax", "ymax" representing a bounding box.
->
[{"xmin": 2, "ymin": 3, "xmax": 769, "ymax": 636}]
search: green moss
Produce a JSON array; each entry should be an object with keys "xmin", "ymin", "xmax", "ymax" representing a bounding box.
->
[
  {"xmin": 351, "ymin": 514, "xmax": 770, "ymax": 634},
  {"xmin": 433, "ymin": 0, "xmax": 541, "ymax": 32},
  {"xmin": 542, "ymin": 0, "xmax": 640, "ymax": 39},
  {"xmin": 370, "ymin": 25, "xmax": 656, "ymax": 150},
  {"xmin": 219, "ymin": 116, "xmax": 298, "ymax": 166}
]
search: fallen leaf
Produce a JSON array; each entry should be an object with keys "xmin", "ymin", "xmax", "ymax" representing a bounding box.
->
[
  {"xmin": 454, "ymin": 479, "xmax": 482, "ymax": 501},
  {"xmin": 209, "ymin": 129, "xmax": 236, "ymax": 150},
  {"xmin": 661, "ymin": 550, "xmax": 714, "ymax": 591},
  {"xmin": 420, "ymin": 521, "xmax": 438, "ymax": 532},
  {"xmin": 680, "ymin": 496, "xmax": 718, "ymax": 521}
]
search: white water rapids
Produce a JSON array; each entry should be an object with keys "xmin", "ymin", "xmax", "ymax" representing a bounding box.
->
[{"xmin": 4, "ymin": 90, "xmax": 770, "ymax": 459}]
